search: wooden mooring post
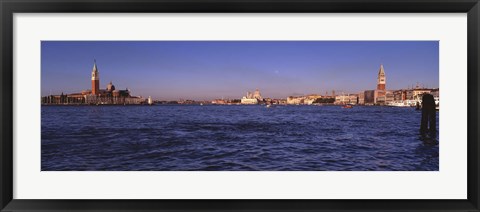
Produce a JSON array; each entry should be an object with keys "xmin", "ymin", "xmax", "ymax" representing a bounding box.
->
[{"xmin": 420, "ymin": 93, "xmax": 436, "ymax": 135}]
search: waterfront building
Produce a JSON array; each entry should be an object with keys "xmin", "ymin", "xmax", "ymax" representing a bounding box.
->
[
  {"xmin": 398, "ymin": 85, "xmax": 432, "ymax": 101},
  {"xmin": 385, "ymin": 90, "xmax": 394, "ymax": 103},
  {"xmin": 335, "ymin": 94, "xmax": 357, "ymax": 105},
  {"xmin": 253, "ymin": 88, "xmax": 262, "ymax": 99},
  {"xmin": 41, "ymin": 60, "xmax": 145, "ymax": 105},
  {"xmin": 240, "ymin": 97, "xmax": 258, "ymax": 104},
  {"xmin": 393, "ymin": 90, "xmax": 407, "ymax": 101},
  {"xmin": 358, "ymin": 92, "xmax": 365, "ymax": 105},
  {"xmin": 287, "ymin": 96, "xmax": 304, "ymax": 105},
  {"xmin": 406, "ymin": 89, "xmax": 414, "ymax": 100},
  {"xmin": 286, "ymin": 94, "xmax": 323, "ymax": 105},
  {"xmin": 241, "ymin": 88, "xmax": 263, "ymax": 104},
  {"xmin": 273, "ymin": 99, "xmax": 287, "ymax": 105},
  {"xmin": 349, "ymin": 94, "xmax": 358, "ymax": 105},
  {"xmin": 212, "ymin": 99, "xmax": 227, "ymax": 104},
  {"xmin": 335, "ymin": 95, "xmax": 347, "ymax": 105},
  {"xmin": 106, "ymin": 81, "xmax": 115, "ymax": 92},
  {"xmin": 307, "ymin": 94, "xmax": 322, "ymax": 99},
  {"xmin": 304, "ymin": 98, "xmax": 315, "ymax": 105},
  {"xmin": 211, "ymin": 99, "xmax": 241, "ymax": 105},
  {"xmin": 364, "ymin": 90, "xmax": 375, "ymax": 105},
  {"xmin": 387, "ymin": 87, "xmax": 439, "ymax": 107},
  {"xmin": 412, "ymin": 88, "xmax": 431, "ymax": 100},
  {"xmin": 351, "ymin": 65, "xmax": 438, "ymax": 107},
  {"xmin": 374, "ymin": 90, "xmax": 386, "ymax": 105}
]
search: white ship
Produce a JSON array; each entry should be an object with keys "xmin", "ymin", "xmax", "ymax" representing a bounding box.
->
[
  {"xmin": 387, "ymin": 96, "xmax": 439, "ymax": 110},
  {"xmin": 386, "ymin": 101, "xmax": 410, "ymax": 107}
]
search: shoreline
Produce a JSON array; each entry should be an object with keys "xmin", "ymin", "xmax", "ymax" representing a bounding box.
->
[{"xmin": 40, "ymin": 104, "xmax": 415, "ymax": 107}]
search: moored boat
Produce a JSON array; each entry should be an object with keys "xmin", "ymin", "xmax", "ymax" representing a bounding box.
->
[{"xmin": 386, "ymin": 101, "xmax": 410, "ymax": 107}]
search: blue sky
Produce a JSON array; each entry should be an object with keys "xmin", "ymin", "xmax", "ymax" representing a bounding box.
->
[{"xmin": 41, "ymin": 41, "xmax": 438, "ymax": 100}]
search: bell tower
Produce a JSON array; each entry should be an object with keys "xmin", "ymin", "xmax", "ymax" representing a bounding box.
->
[
  {"xmin": 91, "ymin": 59, "xmax": 100, "ymax": 95},
  {"xmin": 377, "ymin": 64, "xmax": 386, "ymax": 90}
]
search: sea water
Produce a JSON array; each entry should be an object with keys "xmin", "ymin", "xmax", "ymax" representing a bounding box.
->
[{"xmin": 41, "ymin": 105, "xmax": 439, "ymax": 171}]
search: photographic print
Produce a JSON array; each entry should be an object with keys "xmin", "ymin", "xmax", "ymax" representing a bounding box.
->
[{"xmin": 41, "ymin": 41, "xmax": 439, "ymax": 171}]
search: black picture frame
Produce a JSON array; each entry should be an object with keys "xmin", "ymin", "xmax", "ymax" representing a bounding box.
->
[{"xmin": 1, "ymin": 0, "xmax": 479, "ymax": 211}]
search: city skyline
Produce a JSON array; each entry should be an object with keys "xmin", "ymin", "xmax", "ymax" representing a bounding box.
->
[{"xmin": 41, "ymin": 41, "xmax": 439, "ymax": 100}]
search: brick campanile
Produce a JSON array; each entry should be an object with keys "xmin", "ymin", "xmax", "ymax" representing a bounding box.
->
[
  {"xmin": 377, "ymin": 64, "xmax": 386, "ymax": 90},
  {"xmin": 91, "ymin": 60, "xmax": 100, "ymax": 95}
]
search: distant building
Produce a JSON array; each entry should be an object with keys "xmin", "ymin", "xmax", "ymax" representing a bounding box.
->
[
  {"xmin": 356, "ymin": 65, "xmax": 438, "ymax": 107},
  {"xmin": 377, "ymin": 64, "xmax": 386, "ymax": 90},
  {"xmin": 287, "ymin": 96, "xmax": 304, "ymax": 105},
  {"xmin": 307, "ymin": 94, "xmax": 322, "ymax": 99},
  {"xmin": 335, "ymin": 95, "xmax": 346, "ymax": 105},
  {"xmin": 240, "ymin": 98, "xmax": 258, "ymax": 104},
  {"xmin": 335, "ymin": 94, "xmax": 357, "ymax": 105},
  {"xmin": 393, "ymin": 90, "xmax": 407, "ymax": 101},
  {"xmin": 241, "ymin": 88, "xmax": 263, "ymax": 104},
  {"xmin": 374, "ymin": 89, "xmax": 386, "ymax": 105},
  {"xmin": 272, "ymin": 99, "xmax": 287, "ymax": 105},
  {"xmin": 406, "ymin": 89, "xmax": 414, "ymax": 100},
  {"xmin": 412, "ymin": 88, "xmax": 431, "ymax": 100},
  {"xmin": 91, "ymin": 60, "xmax": 100, "ymax": 95},
  {"xmin": 364, "ymin": 90, "xmax": 375, "ymax": 105},
  {"xmin": 374, "ymin": 64, "xmax": 387, "ymax": 105},
  {"xmin": 385, "ymin": 90, "xmax": 394, "ymax": 103},
  {"xmin": 358, "ymin": 92, "xmax": 365, "ymax": 105},
  {"xmin": 349, "ymin": 94, "xmax": 358, "ymax": 104},
  {"xmin": 212, "ymin": 99, "xmax": 227, "ymax": 104},
  {"xmin": 41, "ymin": 60, "xmax": 145, "ymax": 105},
  {"xmin": 304, "ymin": 98, "xmax": 315, "ymax": 105},
  {"xmin": 253, "ymin": 88, "xmax": 262, "ymax": 99},
  {"xmin": 286, "ymin": 94, "xmax": 321, "ymax": 105}
]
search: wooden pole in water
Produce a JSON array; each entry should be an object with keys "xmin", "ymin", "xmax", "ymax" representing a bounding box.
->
[{"xmin": 420, "ymin": 93, "xmax": 436, "ymax": 135}]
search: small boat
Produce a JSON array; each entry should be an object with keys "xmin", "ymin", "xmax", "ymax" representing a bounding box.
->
[{"xmin": 342, "ymin": 104, "xmax": 353, "ymax": 109}]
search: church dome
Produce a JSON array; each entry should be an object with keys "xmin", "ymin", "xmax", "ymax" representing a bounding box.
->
[{"xmin": 107, "ymin": 81, "xmax": 115, "ymax": 91}]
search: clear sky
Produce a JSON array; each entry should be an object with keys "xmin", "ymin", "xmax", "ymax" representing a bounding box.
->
[{"xmin": 41, "ymin": 41, "xmax": 438, "ymax": 100}]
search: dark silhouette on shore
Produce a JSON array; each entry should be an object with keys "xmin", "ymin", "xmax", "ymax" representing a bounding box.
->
[{"xmin": 420, "ymin": 93, "xmax": 436, "ymax": 136}]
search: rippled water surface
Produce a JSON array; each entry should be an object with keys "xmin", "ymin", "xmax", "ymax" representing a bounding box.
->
[{"xmin": 42, "ymin": 105, "xmax": 439, "ymax": 171}]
